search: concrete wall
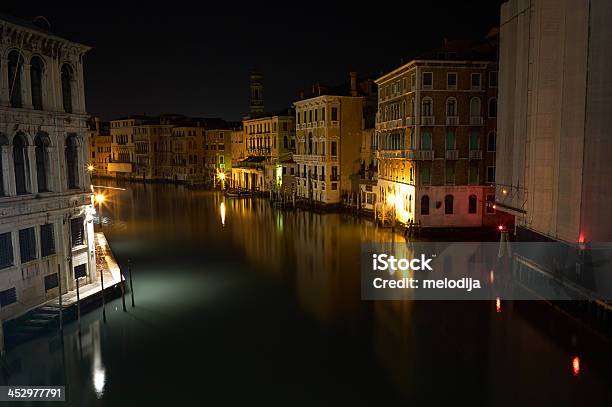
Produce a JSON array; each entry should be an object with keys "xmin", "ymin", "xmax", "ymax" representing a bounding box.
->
[{"xmin": 496, "ymin": 0, "xmax": 609, "ymax": 243}]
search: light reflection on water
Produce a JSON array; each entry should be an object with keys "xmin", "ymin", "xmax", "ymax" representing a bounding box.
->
[{"xmin": 1, "ymin": 181, "xmax": 611, "ymax": 406}]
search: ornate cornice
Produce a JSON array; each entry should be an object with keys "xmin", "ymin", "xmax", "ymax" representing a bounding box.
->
[{"xmin": 0, "ymin": 19, "xmax": 91, "ymax": 59}]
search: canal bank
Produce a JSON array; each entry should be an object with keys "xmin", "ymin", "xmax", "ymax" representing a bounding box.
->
[{"xmin": 2, "ymin": 233, "xmax": 124, "ymax": 350}]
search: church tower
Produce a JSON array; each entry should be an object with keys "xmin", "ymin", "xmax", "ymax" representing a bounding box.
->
[{"xmin": 249, "ymin": 69, "xmax": 264, "ymax": 116}]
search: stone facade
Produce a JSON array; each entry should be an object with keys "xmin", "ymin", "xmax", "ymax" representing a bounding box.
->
[
  {"xmin": 375, "ymin": 39, "xmax": 505, "ymax": 227},
  {"xmin": 0, "ymin": 17, "xmax": 95, "ymax": 321}
]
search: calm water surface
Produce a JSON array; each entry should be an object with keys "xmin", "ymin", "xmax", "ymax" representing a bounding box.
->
[{"xmin": 2, "ymin": 181, "xmax": 611, "ymax": 406}]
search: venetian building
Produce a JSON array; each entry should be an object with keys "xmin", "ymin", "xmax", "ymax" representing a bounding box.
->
[{"xmin": 0, "ymin": 15, "xmax": 95, "ymax": 320}]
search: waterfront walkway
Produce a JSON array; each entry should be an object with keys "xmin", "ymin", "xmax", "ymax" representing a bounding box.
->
[{"xmin": 3, "ymin": 233, "xmax": 123, "ymax": 349}]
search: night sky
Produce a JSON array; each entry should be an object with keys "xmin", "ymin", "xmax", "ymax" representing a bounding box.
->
[{"xmin": 2, "ymin": 5, "xmax": 503, "ymax": 121}]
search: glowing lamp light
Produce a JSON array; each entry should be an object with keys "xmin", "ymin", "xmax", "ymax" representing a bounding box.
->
[
  {"xmin": 87, "ymin": 164, "xmax": 94, "ymax": 172},
  {"xmin": 502, "ymin": 188, "xmax": 508, "ymax": 195},
  {"xmin": 217, "ymin": 171, "xmax": 226, "ymax": 181},
  {"xmin": 498, "ymin": 225, "xmax": 505, "ymax": 231},
  {"xmin": 572, "ymin": 356, "xmax": 581, "ymax": 376},
  {"xmin": 495, "ymin": 297, "xmax": 502, "ymax": 313},
  {"xmin": 95, "ymin": 194, "xmax": 105, "ymax": 205},
  {"xmin": 492, "ymin": 204, "xmax": 497, "ymax": 210},
  {"xmin": 489, "ymin": 270, "xmax": 495, "ymax": 284}
]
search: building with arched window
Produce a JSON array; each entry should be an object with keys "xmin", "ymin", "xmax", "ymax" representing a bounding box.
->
[
  {"xmin": 0, "ymin": 15, "xmax": 96, "ymax": 321},
  {"xmin": 374, "ymin": 36, "xmax": 502, "ymax": 228}
]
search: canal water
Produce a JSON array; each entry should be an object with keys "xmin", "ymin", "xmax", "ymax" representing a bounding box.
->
[{"xmin": 2, "ymin": 181, "xmax": 611, "ymax": 406}]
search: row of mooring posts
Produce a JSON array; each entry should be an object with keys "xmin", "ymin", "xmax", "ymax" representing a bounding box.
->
[{"xmin": 57, "ymin": 259, "xmax": 135, "ymax": 334}]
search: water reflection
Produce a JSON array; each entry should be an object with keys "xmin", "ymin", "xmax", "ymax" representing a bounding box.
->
[{"xmin": 2, "ymin": 180, "xmax": 610, "ymax": 406}]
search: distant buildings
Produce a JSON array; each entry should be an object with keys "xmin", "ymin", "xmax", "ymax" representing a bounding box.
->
[
  {"xmin": 103, "ymin": 114, "xmax": 237, "ymax": 184},
  {"xmin": 496, "ymin": 0, "xmax": 612, "ymax": 243},
  {"xmin": 231, "ymin": 109, "xmax": 295, "ymax": 192},
  {"xmin": 374, "ymin": 36, "xmax": 507, "ymax": 228},
  {"xmin": 0, "ymin": 15, "xmax": 96, "ymax": 320},
  {"xmin": 294, "ymin": 73, "xmax": 377, "ymax": 205},
  {"xmin": 88, "ymin": 117, "xmax": 111, "ymax": 175}
]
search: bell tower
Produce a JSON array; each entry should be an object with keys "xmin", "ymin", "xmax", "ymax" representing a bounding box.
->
[{"xmin": 249, "ymin": 69, "xmax": 264, "ymax": 116}]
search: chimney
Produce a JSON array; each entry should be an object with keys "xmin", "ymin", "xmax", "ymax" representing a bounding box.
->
[{"xmin": 350, "ymin": 72, "xmax": 358, "ymax": 96}]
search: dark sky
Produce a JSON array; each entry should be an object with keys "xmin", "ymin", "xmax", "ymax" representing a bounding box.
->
[{"xmin": 2, "ymin": 5, "xmax": 503, "ymax": 121}]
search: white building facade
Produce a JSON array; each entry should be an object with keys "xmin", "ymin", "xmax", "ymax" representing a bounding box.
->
[{"xmin": 0, "ymin": 17, "xmax": 95, "ymax": 321}]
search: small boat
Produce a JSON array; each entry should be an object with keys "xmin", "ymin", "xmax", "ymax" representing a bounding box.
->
[{"xmin": 224, "ymin": 190, "xmax": 252, "ymax": 198}]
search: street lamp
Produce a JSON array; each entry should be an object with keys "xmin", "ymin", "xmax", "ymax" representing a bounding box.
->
[
  {"xmin": 216, "ymin": 170, "xmax": 226, "ymax": 190},
  {"xmin": 87, "ymin": 164, "xmax": 94, "ymax": 172}
]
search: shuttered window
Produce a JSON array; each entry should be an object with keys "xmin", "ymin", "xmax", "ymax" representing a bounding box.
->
[
  {"xmin": 40, "ymin": 224, "xmax": 56, "ymax": 257},
  {"xmin": 70, "ymin": 217, "xmax": 85, "ymax": 247},
  {"xmin": 19, "ymin": 227, "xmax": 37, "ymax": 263},
  {"xmin": 0, "ymin": 232, "xmax": 13, "ymax": 269}
]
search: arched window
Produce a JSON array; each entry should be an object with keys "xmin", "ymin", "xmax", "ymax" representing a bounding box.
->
[
  {"xmin": 61, "ymin": 64, "xmax": 74, "ymax": 113},
  {"xmin": 421, "ymin": 97, "xmax": 433, "ymax": 116},
  {"xmin": 0, "ymin": 135, "xmax": 7, "ymax": 196},
  {"xmin": 35, "ymin": 134, "xmax": 50, "ymax": 192},
  {"xmin": 13, "ymin": 134, "xmax": 29, "ymax": 195},
  {"xmin": 284, "ymin": 135, "xmax": 288, "ymax": 149},
  {"xmin": 410, "ymin": 97, "xmax": 415, "ymax": 116},
  {"xmin": 488, "ymin": 98, "xmax": 497, "ymax": 118},
  {"xmin": 444, "ymin": 194, "xmax": 454, "ymax": 214},
  {"xmin": 446, "ymin": 97, "xmax": 457, "ymax": 116},
  {"xmin": 8, "ymin": 51, "xmax": 24, "ymax": 108},
  {"xmin": 30, "ymin": 56, "xmax": 44, "ymax": 110},
  {"xmin": 468, "ymin": 194, "xmax": 477, "ymax": 214},
  {"xmin": 65, "ymin": 135, "xmax": 79, "ymax": 189},
  {"xmin": 421, "ymin": 195, "xmax": 430, "ymax": 215},
  {"xmin": 470, "ymin": 97, "xmax": 481, "ymax": 117}
]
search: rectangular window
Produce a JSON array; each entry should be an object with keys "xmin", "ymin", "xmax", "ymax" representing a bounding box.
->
[
  {"xmin": 19, "ymin": 227, "xmax": 37, "ymax": 263},
  {"xmin": 469, "ymin": 163, "xmax": 479, "ymax": 185},
  {"xmin": 0, "ymin": 287, "xmax": 17, "ymax": 306},
  {"xmin": 470, "ymin": 131, "xmax": 480, "ymax": 150},
  {"xmin": 74, "ymin": 264, "xmax": 87, "ymax": 279},
  {"xmin": 70, "ymin": 217, "xmax": 85, "ymax": 247},
  {"xmin": 331, "ymin": 141, "xmax": 337, "ymax": 157},
  {"xmin": 321, "ymin": 107, "xmax": 326, "ymax": 121},
  {"xmin": 445, "ymin": 162, "xmax": 455, "ymax": 184},
  {"xmin": 489, "ymin": 71, "xmax": 498, "ymax": 88},
  {"xmin": 486, "ymin": 166, "xmax": 496, "ymax": 183},
  {"xmin": 44, "ymin": 273, "xmax": 59, "ymax": 291},
  {"xmin": 0, "ymin": 232, "xmax": 14, "ymax": 269},
  {"xmin": 40, "ymin": 224, "xmax": 55, "ymax": 257},
  {"xmin": 410, "ymin": 74, "xmax": 416, "ymax": 90},
  {"xmin": 331, "ymin": 183, "xmax": 338, "ymax": 190},
  {"xmin": 447, "ymin": 72, "xmax": 457, "ymax": 89},
  {"xmin": 422, "ymin": 72, "xmax": 433, "ymax": 89},
  {"xmin": 446, "ymin": 131, "xmax": 456, "ymax": 150},
  {"xmin": 471, "ymin": 73, "xmax": 481, "ymax": 89},
  {"xmin": 331, "ymin": 107, "xmax": 338, "ymax": 121},
  {"xmin": 421, "ymin": 165, "xmax": 431, "ymax": 185}
]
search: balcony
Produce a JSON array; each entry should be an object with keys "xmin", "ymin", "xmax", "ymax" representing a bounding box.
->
[
  {"xmin": 405, "ymin": 116, "xmax": 415, "ymax": 126},
  {"xmin": 469, "ymin": 149, "xmax": 483, "ymax": 160},
  {"xmin": 415, "ymin": 150, "xmax": 434, "ymax": 160},
  {"xmin": 421, "ymin": 116, "xmax": 435, "ymax": 126},
  {"xmin": 445, "ymin": 150, "xmax": 459, "ymax": 160},
  {"xmin": 446, "ymin": 116, "xmax": 459, "ymax": 126},
  {"xmin": 376, "ymin": 150, "xmax": 415, "ymax": 159},
  {"xmin": 470, "ymin": 116, "xmax": 483, "ymax": 126}
]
